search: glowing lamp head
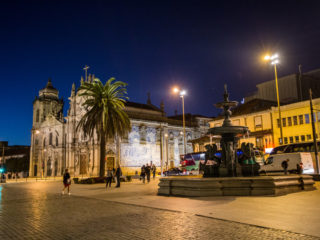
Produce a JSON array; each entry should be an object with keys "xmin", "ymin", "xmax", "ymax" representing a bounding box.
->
[
  {"xmin": 0, "ymin": 168, "xmax": 4, "ymax": 173},
  {"xmin": 35, "ymin": 130, "xmax": 40, "ymax": 134},
  {"xmin": 270, "ymin": 53, "xmax": 278, "ymax": 60},
  {"xmin": 180, "ymin": 90, "xmax": 186, "ymax": 96},
  {"xmin": 173, "ymin": 87, "xmax": 180, "ymax": 93},
  {"xmin": 264, "ymin": 55, "xmax": 270, "ymax": 60}
]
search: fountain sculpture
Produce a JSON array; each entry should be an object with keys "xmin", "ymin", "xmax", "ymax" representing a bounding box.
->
[
  {"xmin": 203, "ymin": 85, "xmax": 260, "ymax": 177},
  {"xmin": 158, "ymin": 85, "xmax": 315, "ymax": 196}
]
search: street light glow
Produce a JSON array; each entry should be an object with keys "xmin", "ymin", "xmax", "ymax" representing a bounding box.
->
[
  {"xmin": 35, "ymin": 130, "xmax": 40, "ymax": 134},
  {"xmin": 180, "ymin": 90, "xmax": 186, "ymax": 96},
  {"xmin": 173, "ymin": 87, "xmax": 180, "ymax": 93},
  {"xmin": 270, "ymin": 53, "xmax": 278, "ymax": 60},
  {"xmin": 264, "ymin": 53, "xmax": 279, "ymax": 65}
]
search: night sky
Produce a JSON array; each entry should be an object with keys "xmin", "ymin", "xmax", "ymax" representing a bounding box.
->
[{"xmin": 1, "ymin": 0, "xmax": 320, "ymax": 145}]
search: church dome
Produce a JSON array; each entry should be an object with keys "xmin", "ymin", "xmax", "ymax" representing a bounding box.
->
[{"xmin": 39, "ymin": 78, "xmax": 59, "ymax": 100}]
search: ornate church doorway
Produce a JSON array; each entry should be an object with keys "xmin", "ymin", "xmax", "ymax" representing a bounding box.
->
[
  {"xmin": 54, "ymin": 160, "xmax": 58, "ymax": 176},
  {"xmin": 80, "ymin": 154, "xmax": 87, "ymax": 175},
  {"xmin": 46, "ymin": 158, "xmax": 52, "ymax": 176},
  {"xmin": 106, "ymin": 150, "xmax": 115, "ymax": 170},
  {"xmin": 34, "ymin": 164, "xmax": 38, "ymax": 177}
]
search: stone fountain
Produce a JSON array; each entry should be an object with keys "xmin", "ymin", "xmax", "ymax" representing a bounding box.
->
[
  {"xmin": 207, "ymin": 84, "xmax": 249, "ymax": 177},
  {"xmin": 158, "ymin": 86, "xmax": 316, "ymax": 197}
]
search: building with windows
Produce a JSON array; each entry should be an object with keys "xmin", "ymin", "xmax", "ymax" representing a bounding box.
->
[
  {"xmin": 0, "ymin": 141, "xmax": 30, "ymax": 176},
  {"xmin": 272, "ymin": 98, "xmax": 320, "ymax": 146},
  {"xmin": 206, "ymin": 97, "xmax": 320, "ymax": 152},
  {"xmin": 208, "ymin": 99, "xmax": 277, "ymax": 151},
  {"xmin": 29, "ymin": 78, "xmax": 209, "ymax": 177}
]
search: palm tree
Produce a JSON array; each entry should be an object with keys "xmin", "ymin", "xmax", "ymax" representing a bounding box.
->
[{"xmin": 77, "ymin": 78, "xmax": 131, "ymax": 177}]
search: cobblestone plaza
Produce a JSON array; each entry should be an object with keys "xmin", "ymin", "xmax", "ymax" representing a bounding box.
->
[{"xmin": 0, "ymin": 180, "xmax": 319, "ymax": 239}]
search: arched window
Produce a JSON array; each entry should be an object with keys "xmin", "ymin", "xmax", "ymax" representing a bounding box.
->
[
  {"xmin": 56, "ymin": 136, "xmax": 58, "ymax": 146},
  {"xmin": 49, "ymin": 133, "xmax": 53, "ymax": 145},
  {"xmin": 36, "ymin": 109, "xmax": 40, "ymax": 122}
]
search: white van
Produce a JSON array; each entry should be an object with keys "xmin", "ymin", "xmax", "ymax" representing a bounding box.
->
[{"xmin": 260, "ymin": 152, "xmax": 315, "ymax": 174}]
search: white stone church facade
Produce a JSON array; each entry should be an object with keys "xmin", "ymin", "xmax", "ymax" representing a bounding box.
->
[{"xmin": 29, "ymin": 77, "xmax": 211, "ymax": 177}]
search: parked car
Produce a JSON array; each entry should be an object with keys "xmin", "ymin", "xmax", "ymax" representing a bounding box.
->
[
  {"xmin": 164, "ymin": 168, "xmax": 183, "ymax": 176},
  {"xmin": 260, "ymin": 152, "xmax": 314, "ymax": 174}
]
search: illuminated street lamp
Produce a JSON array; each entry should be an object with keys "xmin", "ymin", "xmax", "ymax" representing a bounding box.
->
[
  {"xmin": 264, "ymin": 53, "xmax": 283, "ymax": 145},
  {"xmin": 172, "ymin": 87, "xmax": 187, "ymax": 154}
]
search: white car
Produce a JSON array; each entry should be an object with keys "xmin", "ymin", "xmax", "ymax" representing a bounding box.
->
[{"xmin": 260, "ymin": 152, "xmax": 314, "ymax": 174}]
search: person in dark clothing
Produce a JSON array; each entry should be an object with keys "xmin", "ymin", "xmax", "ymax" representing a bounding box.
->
[
  {"xmin": 115, "ymin": 166, "xmax": 122, "ymax": 188},
  {"xmin": 106, "ymin": 168, "xmax": 113, "ymax": 188},
  {"xmin": 140, "ymin": 165, "xmax": 146, "ymax": 184},
  {"xmin": 299, "ymin": 162, "xmax": 303, "ymax": 174},
  {"xmin": 145, "ymin": 163, "xmax": 151, "ymax": 183},
  {"xmin": 152, "ymin": 164, "xmax": 156, "ymax": 179},
  {"xmin": 281, "ymin": 159, "xmax": 289, "ymax": 175},
  {"xmin": 62, "ymin": 169, "xmax": 71, "ymax": 195}
]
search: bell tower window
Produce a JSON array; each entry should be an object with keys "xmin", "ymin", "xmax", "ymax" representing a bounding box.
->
[
  {"xmin": 49, "ymin": 133, "xmax": 53, "ymax": 145},
  {"xmin": 36, "ymin": 109, "xmax": 40, "ymax": 122}
]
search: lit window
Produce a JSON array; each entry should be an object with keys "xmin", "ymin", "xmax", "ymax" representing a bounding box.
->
[
  {"xmin": 278, "ymin": 138, "xmax": 282, "ymax": 144},
  {"xmin": 254, "ymin": 116, "xmax": 262, "ymax": 128},
  {"xmin": 305, "ymin": 114, "xmax": 310, "ymax": 124}
]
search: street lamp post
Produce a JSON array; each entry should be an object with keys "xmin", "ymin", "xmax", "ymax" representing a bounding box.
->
[
  {"xmin": 173, "ymin": 88, "xmax": 187, "ymax": 154},
  {"xmin": 264, "ymin": 54, "xmax": 283, "ymax": 145}
]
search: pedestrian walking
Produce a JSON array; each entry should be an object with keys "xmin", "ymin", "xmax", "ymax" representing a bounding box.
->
[
  {"xmin": 299, "ymin": 162, "xmax": 304, "ymax": 174},
  {"xmin": 115, "ymin": 166, "xmax": 122, "ymax": 188},
  {"xmin": 106, "ymin": 168, "xmax": 113, "ymax": 188},
  {"xmin": 140, "ymin": 165, "xmax": 146, "ymax": 183},
  {"xmin": 145, "ymin": 163, "xmax": 151, "ymax": 183},
  {"xmin": 62, "ymin": 169, "xmax": 71, "ymax": 195},
  {"xmin": 152, "ymin": 164, "xmax": 156, "ymax": 180},
  {"xmin": 281, "ymin": 159, "xmax": 289, "ymax": 175}
]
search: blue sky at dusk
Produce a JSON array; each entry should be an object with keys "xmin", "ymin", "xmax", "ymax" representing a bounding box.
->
[{"xmin": 1, "ymin": 0, "xmax": 320, "ymax": 145}]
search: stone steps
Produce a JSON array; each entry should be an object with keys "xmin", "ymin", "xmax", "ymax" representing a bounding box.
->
[{"xmin": 158, "ymin": 175, "xmax": 316, "ymax": 196}]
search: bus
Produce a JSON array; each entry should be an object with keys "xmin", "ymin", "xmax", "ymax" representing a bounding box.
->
[
  {"xmin": 180, "ymin": 149, "xmax": 265, "ymax": 173},
  {"xmin": 180, "ymin": 152, "xmax": 206, "ymax": 173}
]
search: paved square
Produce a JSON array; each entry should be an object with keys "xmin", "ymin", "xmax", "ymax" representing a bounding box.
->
[{"xmin": 0, "ymin": 179, "xmax": 319, "ymax": 239}]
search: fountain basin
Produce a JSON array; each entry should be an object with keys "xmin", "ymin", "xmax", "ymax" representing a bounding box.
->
[
  {"xmin": 215, "ymin": 101, "xmax": 238, "ymax": 108},
  {"xmin": 208, "ymin": 125, "xmax": 249, "ymax": 136},
  {"xmin": 158, "ymin": 175, "xmax": 316, "ymax": 197}
]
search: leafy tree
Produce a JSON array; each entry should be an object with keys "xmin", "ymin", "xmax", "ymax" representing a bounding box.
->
[{"xmin": 77, "ymin": 78, "xmax": 131, "ymax": 177}]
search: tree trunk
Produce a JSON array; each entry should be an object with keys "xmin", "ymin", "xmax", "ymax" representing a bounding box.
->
[{"xmin": 99, "ymin": 134, "xmax": 106, "ymax": 177}]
